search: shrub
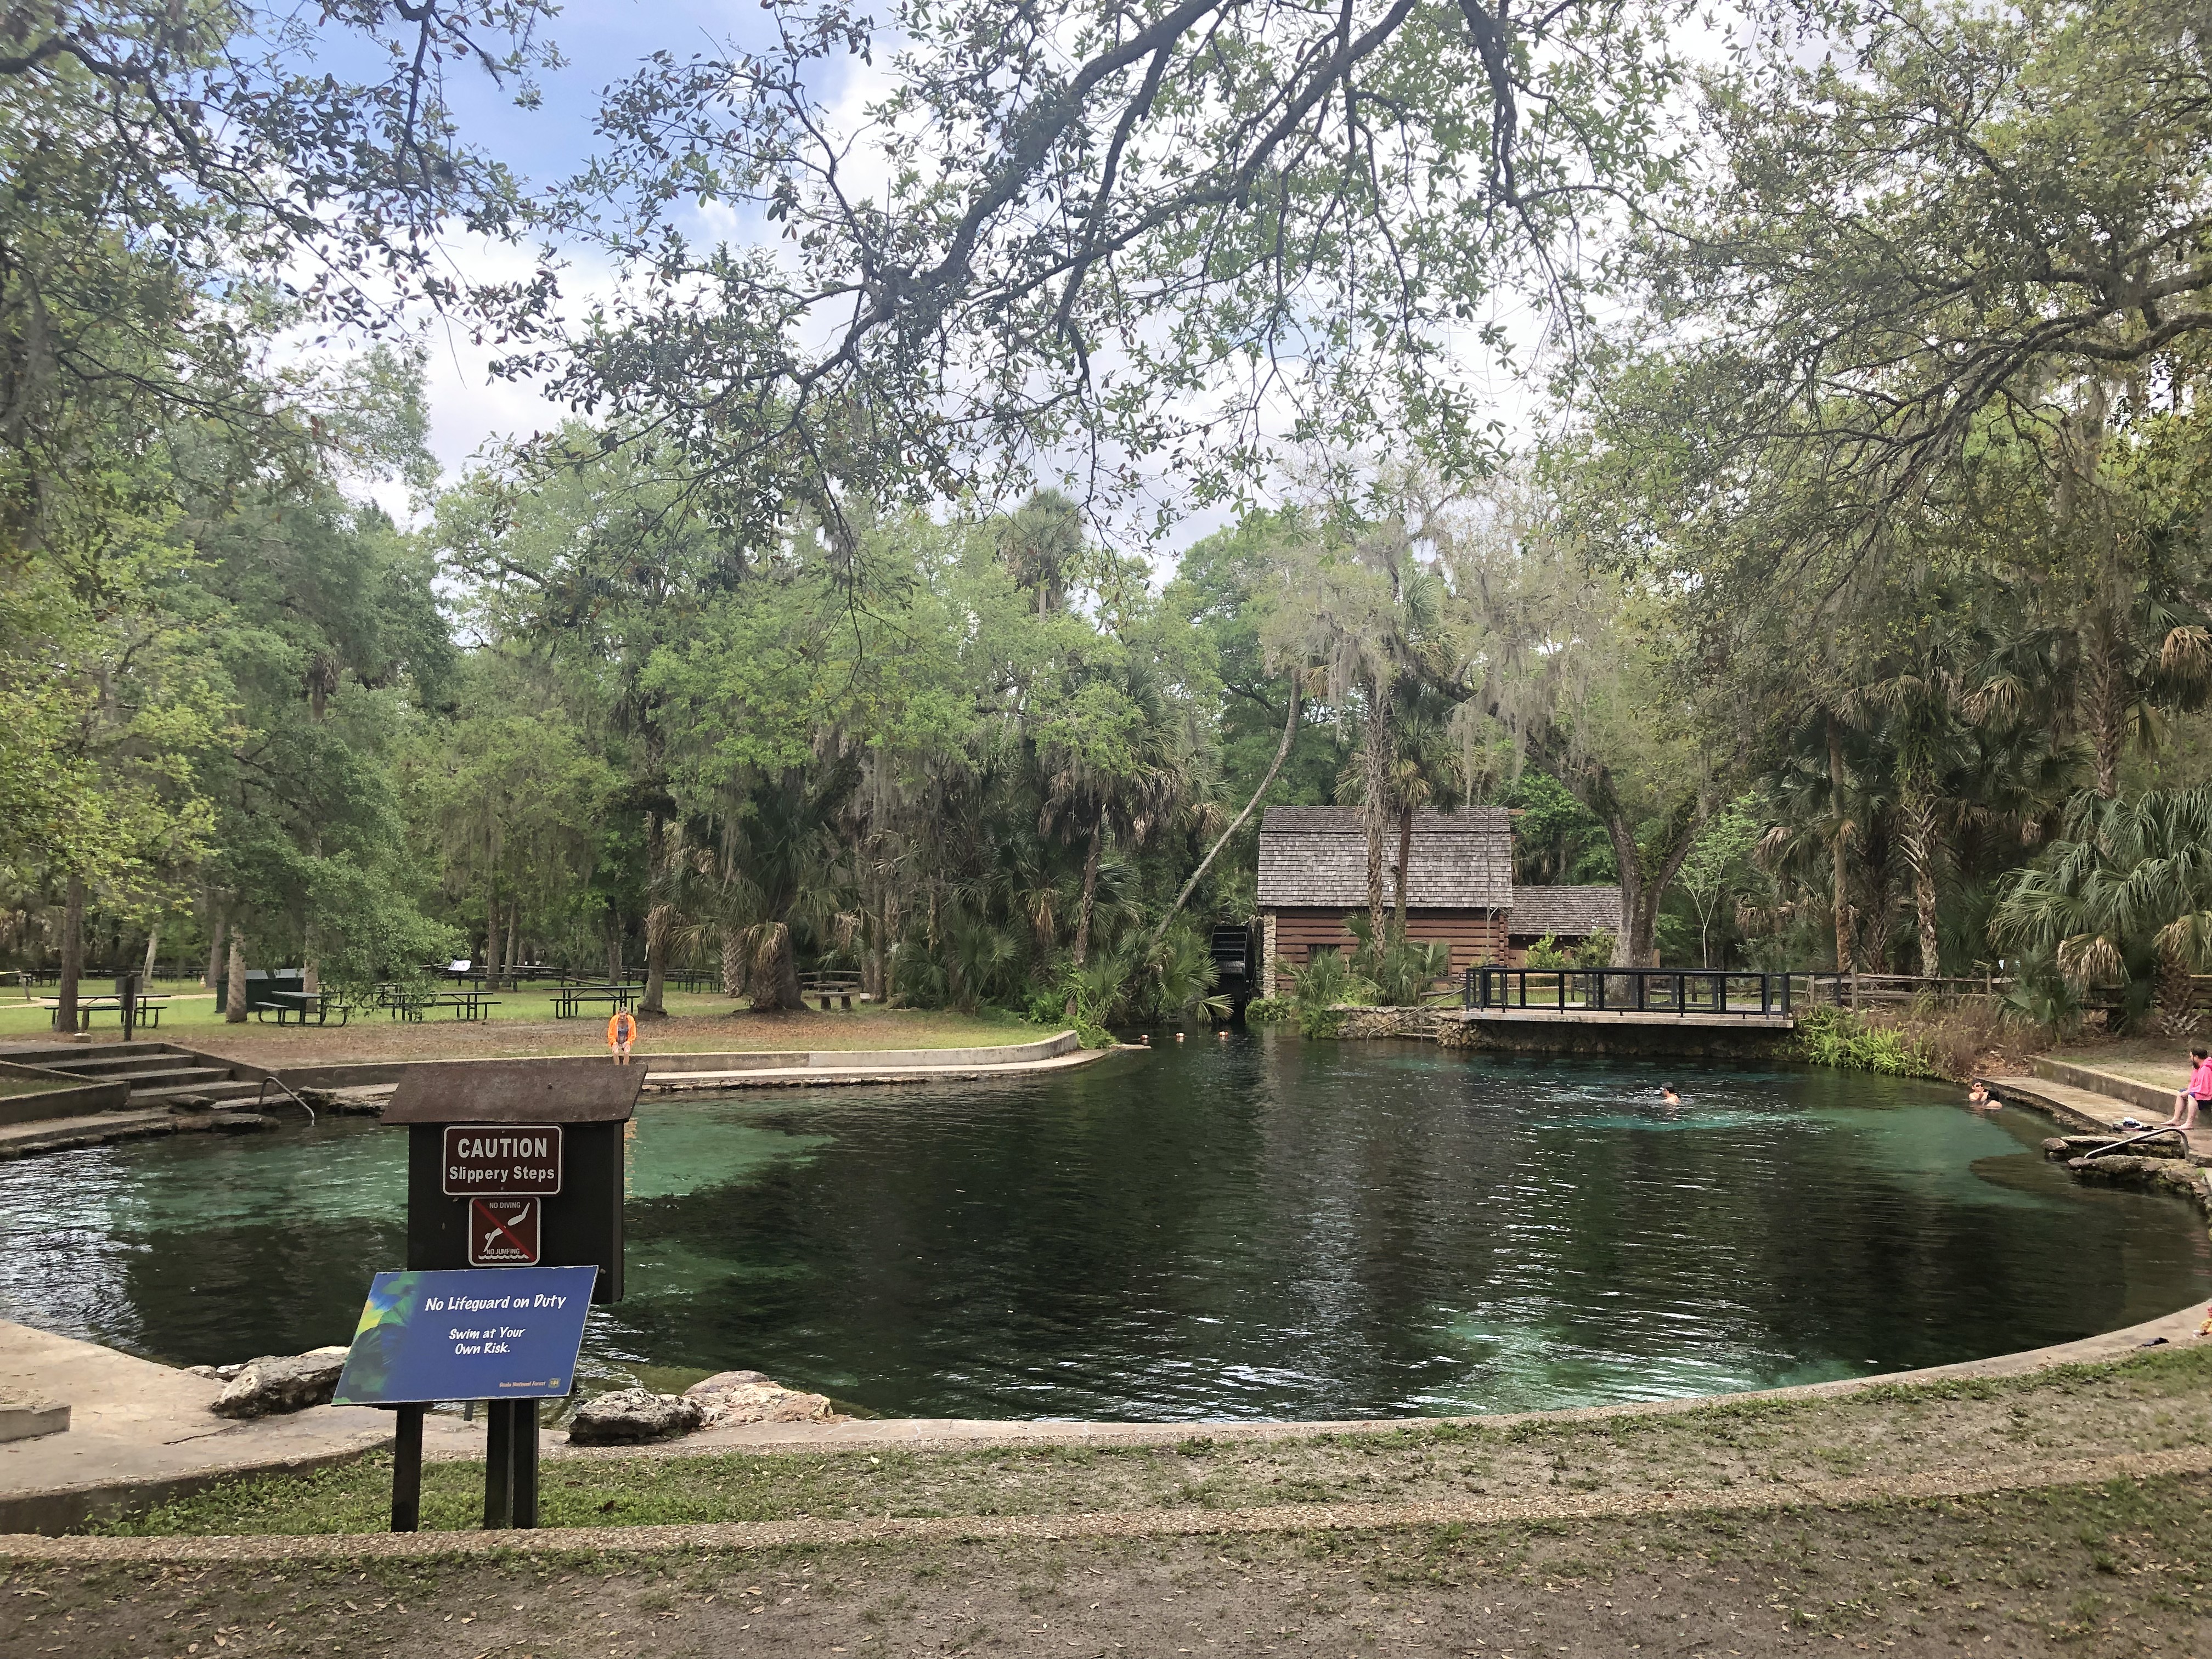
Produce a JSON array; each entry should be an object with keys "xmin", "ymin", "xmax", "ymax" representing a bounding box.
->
[
  {"xmin": 1286, "ymin": 949, "xmax": 1378, "ymax": 1037},
  {"xmin": 1243, "ymin": 996, "xmax": 1292, "ymax": 1024},
  {"xmin": 1523, "ymin": 933, "xmax": 1571, "ymax": 970},
  {"xmin": 1796, "ymin": 1006, "xmax": 1932, "ymax": 1076}
]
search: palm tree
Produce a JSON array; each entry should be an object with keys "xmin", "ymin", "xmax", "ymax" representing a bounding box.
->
[{"xmin": 1992, "ymin": 786, "xmax": 2212, "ymax": 1033}]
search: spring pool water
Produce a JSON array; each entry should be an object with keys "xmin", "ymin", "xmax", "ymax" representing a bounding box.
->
[{"xmin": 1, "ymin": 1034, "xmax": 2204, "ymax": 1421}]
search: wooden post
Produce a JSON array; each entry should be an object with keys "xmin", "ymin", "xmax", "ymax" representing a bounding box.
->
[{"xmin": 391, "ymin": 1403, "xmax": 424, "ymax": 1532}]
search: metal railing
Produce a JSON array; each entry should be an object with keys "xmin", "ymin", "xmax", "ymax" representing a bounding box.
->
[{"xmin": 1463, "ymin": 966, "xmax": 1796, "ymax": 1018}]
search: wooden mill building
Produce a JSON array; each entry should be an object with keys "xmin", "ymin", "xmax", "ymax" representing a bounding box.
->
[{"xmin": 1255, "ymin": 805, "xmax": 1622, "ymax": 995}]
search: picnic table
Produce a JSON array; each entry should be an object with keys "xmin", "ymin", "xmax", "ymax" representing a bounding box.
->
[
  {"xmin": 386, "ymin": 988, "xmax": 502, "ymax": 1022},
  {"xmin": 551, "ymin": 983, "xmax": 642, "ymax": 1019},
  {"xmin": 256, "ymin": 989, "xmax": 352, "ymax": 1027},
  {"xmin": 798, "ymin": 973, "xmax": 863, "ymax": 1011},
  {"xmin": 43, "ymin": 994, "xmax": 171, "ymax": 1031}
]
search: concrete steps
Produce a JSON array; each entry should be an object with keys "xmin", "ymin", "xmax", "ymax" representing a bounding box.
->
[{"xmin": 0, "ymin": 1043, "xmax": 265, "ymax": 1110}]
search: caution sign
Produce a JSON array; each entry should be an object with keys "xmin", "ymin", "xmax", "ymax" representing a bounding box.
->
[
  {"xmin": 442, "ymin": 1125, "xmax": 562, "ymax": 1197},
  {"xmin": 467, "ymin": 1198, "xmax": 541, "ymax": 1266}
]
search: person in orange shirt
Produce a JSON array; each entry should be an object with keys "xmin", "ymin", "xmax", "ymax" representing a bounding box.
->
[{"xmin": 607, "ymin": 1007, "xmax": 638, "ymax": 1065}]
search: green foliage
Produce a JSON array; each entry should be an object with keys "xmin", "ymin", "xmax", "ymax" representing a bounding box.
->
[
  {"xmin": 1057, "ymin": 956, "xmax": 1128, "ymax": 1048},
  {"xmin": 1284, "ymin": 949, "xmax": 1379, "ymax": 1038},
  {"xmin": 1795, "ymin": 1008, "xmax": 1933, "ymax": 1077},
  {"xmin": 1345, "ymin": 912, "xmax": 1454, "ymax": 1006},
  {"xmin": 1523, "ymin": 934, "xmax": 1571, "ymax": 970},
  {"xmin": 1243, "ymin": 996, "xmax": 1293, "ymax": 1024},
  {"xmin": 1993, "ymin": 786, "xmax": 2212, "ymax": 1032}
]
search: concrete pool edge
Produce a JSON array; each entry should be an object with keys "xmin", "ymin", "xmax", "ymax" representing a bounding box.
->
[
  {"xmin": 1, "ymin": 1296, "xmax": 2204, "ymax": 1540},
  {"xmin": 557, "ymin": 1294, "xmax": 2212, "ymax": 1458}
]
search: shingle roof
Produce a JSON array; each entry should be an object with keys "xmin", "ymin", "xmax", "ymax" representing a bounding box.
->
[
  {"xmin": 1257, "ymin": 806, "xmax": 1514, "ymax": 909},
  {"xmin": 1506, "ymin": 886, "xmax": 1624, "ymax": 938}
]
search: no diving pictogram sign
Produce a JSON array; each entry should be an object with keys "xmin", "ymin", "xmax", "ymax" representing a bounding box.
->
[{"xmin": 467, "ymin": 1198, "xmax": 541, "ymax": 1266}]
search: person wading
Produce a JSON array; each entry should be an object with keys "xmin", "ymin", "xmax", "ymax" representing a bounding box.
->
[{"xmin": 607, "ymin": 1008, "xmax": 639, "ymax": 1066}]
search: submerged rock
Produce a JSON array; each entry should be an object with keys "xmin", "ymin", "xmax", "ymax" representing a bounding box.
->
[
  {"xmin": 210, "ymin": 1346, "xmax": 349, "ymax": 1418},
  {"xmin": 565, "ymin": 1387, "xmax": 709, "ymax": 1444}
]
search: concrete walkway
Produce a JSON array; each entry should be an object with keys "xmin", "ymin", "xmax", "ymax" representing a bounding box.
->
[
  {"xmin": 1993, "ymin": 1069, "xmax": 2212, "ymax": 1161},
  {"xmin": 0, "ymin": 1323, "xmax": 415, "ymax": 1534},
  {"xmin": 641, "ymin": 1045, "xmax": 1117, "ymax": 1091}
]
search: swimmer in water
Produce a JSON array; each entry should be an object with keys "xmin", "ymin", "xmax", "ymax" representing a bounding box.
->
[
  {"xmin": 1660, "ymin": 1084, "xmax": 1681, "ymax": 1107},
  {"xmin": 1966, "ymin": 1079, "xmax": 1998, "ymax": 1110}
]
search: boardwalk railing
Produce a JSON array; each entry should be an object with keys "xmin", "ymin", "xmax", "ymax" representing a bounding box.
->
[
  {"xmin": 1803, "ymin": 972, "xmax": 2016, "ymax": 1009},
  {"xmin": 1463, "ymin": 966, "xmax": 1796, "ymax": 1018}
]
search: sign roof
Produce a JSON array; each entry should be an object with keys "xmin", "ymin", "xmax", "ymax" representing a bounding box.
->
[{"xmin": 381, "ymin": 1057, "xmax": 644, "ymax": 1125}]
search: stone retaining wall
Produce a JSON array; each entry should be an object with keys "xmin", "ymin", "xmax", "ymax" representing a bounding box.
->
[{"xmin": 1329, "ymin": 1007, "xmax": 1444, "ymax": 1040}]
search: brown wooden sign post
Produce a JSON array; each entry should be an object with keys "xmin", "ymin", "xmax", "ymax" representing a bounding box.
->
[{"xmin": 378, "ymin": 1059, "xmax": 641, "ymax": 1531}]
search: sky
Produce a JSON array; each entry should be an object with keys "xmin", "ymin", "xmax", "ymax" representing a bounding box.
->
[{"xmin": 391, "ymin": 1, "xmax": 788, "ymax": 487}]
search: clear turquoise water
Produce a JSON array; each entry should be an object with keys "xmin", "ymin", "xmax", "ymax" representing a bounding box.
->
[{"xmin": 1, "ymin": 1034, "xmax": 2204, "ymax": 1420}]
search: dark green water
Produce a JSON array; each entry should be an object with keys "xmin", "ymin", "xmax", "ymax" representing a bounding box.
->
[{"xmin": 2, "ymin": 1035, "xmax": 2205, "ymax": 1420}]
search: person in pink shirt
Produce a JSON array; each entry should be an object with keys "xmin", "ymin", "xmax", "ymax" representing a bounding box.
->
[{"xmin": 2162, "ymin": 1046, "xmax": 2212, "ymax": 1132}]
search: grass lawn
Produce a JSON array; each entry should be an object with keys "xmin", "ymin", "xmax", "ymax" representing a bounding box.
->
[
  {"xmin": 0, "ymin": 982, "xmax": 1054, "ymax": 1063},
  {"xmin": 19, "ymin": 1350, "xmax": 2212, "ymax": 1656},
  {"xmin": 88, "ymin": 1344, "xmax": 2212, "ymax": 1538},
  {"xmin": 10, "ymin": 1480, "xmax": 2207, "ymax": 1657}
]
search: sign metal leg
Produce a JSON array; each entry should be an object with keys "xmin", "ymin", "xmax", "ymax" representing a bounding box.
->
[
  {"xmin": 390, "ymin": 1403, "xmax": 424, "ymax": 1533},
  {"xmin": 514, "ymin": 1400, "xmax": 539, "ymax": 1528},
  {"xmin": 483, "ymin": 1400, "xmax": 513, "ymax": 1529}
]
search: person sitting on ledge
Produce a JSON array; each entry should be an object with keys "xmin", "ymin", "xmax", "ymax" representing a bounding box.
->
[{"xmin": 2160, "ymin": 1046, "xmax": 2212, "ymax": 1132}]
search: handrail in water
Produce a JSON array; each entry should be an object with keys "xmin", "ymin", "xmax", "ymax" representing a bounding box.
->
[{"xmin": 255, "ymin": 1073, "xmax": 315, "ymax": 1125}]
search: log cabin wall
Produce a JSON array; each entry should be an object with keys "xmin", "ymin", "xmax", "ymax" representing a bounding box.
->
[{"xmin": 1265, "ymin": 908, "xmax": 1509, "ymax": 978}]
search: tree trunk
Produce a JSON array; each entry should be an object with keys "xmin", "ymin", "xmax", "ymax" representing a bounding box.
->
[
  {"xmin": 606, "ymin": 922, "xmax": 622, "ymax": 986},
  {"xmin": 1826, "ymin": 715, "xmax": 1854, "ymax": 972},
  {"xmin": 640, "ymin": 813, "xmax": 669, "ymax": 1016},
  {"xmin": 53, "ymin": 874, "xmax": 84, "ymax": 1035},
  {"xmin": 503, "ymin": 899, "xmax": 521, "ymax": 981},
  {"xmin": 876, "ymin": 887, "xmax": 894, "ymax": 1006},
  {"xmin": 747, "ymin": 921, "xmax": 804, "ymax": 1012},
  {"xmin": 143, "ymin": 924, "xmax": 161, "ymax": 984},
  {"xmin": 1073, "ymin": 812, "xmax": 1103, "ymax": 968},
  {"xmin": 1900, "ymin": 783, "xmax": 1942, "ymax": 979},
  {"xmin": 202, "ymin": 908, "xmax": 225, "ymax": 989},
  {"xmin": 2091, "ymin": 636, "xmax": 2124, "ymax": 799},
  {"xmin": 641, "ymin": 902, "xmax": 672, "ymax": 1017},
  {"xmin": 1145, "ymin": 678, "xmax": 1301, "ymax": 954},
  {"xmin": 720, "ymin": 926, "xmax": 746, "ymax": 998},
  {"xmin": 1393, "ymin": 802, "xmax": 1414, "ymax": 936},
  {"xmin": 1362, "ymin": 678, "xmax": 1391, "ymax": 938},
  {"xmin": 2157, "ymin": 940, "xmax": 2202, "ymax": 1035},
  {"xmin": 1595, "ymin": 792, "xmax": 1705, "ymax": 968},
  {"xmin": 225, "ymin": 936, "xmax": 249, "ymax": 1024},
  {"xmin": 483, "ymin": 881, "xmax": 503, "ymax": 991}
]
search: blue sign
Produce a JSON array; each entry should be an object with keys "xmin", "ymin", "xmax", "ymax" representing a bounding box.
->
[{"xmin": 332, "ymin": 1266, "xmax": 597, "ymax": 1406}]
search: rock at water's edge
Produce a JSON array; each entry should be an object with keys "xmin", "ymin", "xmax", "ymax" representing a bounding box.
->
[
  {"xmin": 210, "ymin": 1346, "xmax": 349, "ymax": 1418},
  {"xmin": 685, "ymin": 1371, "xmax": 842, "ymax": 1425},
  {"xmin": 565, "ymin": 1387, "xmax": 709, "ymax": 1445}
]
